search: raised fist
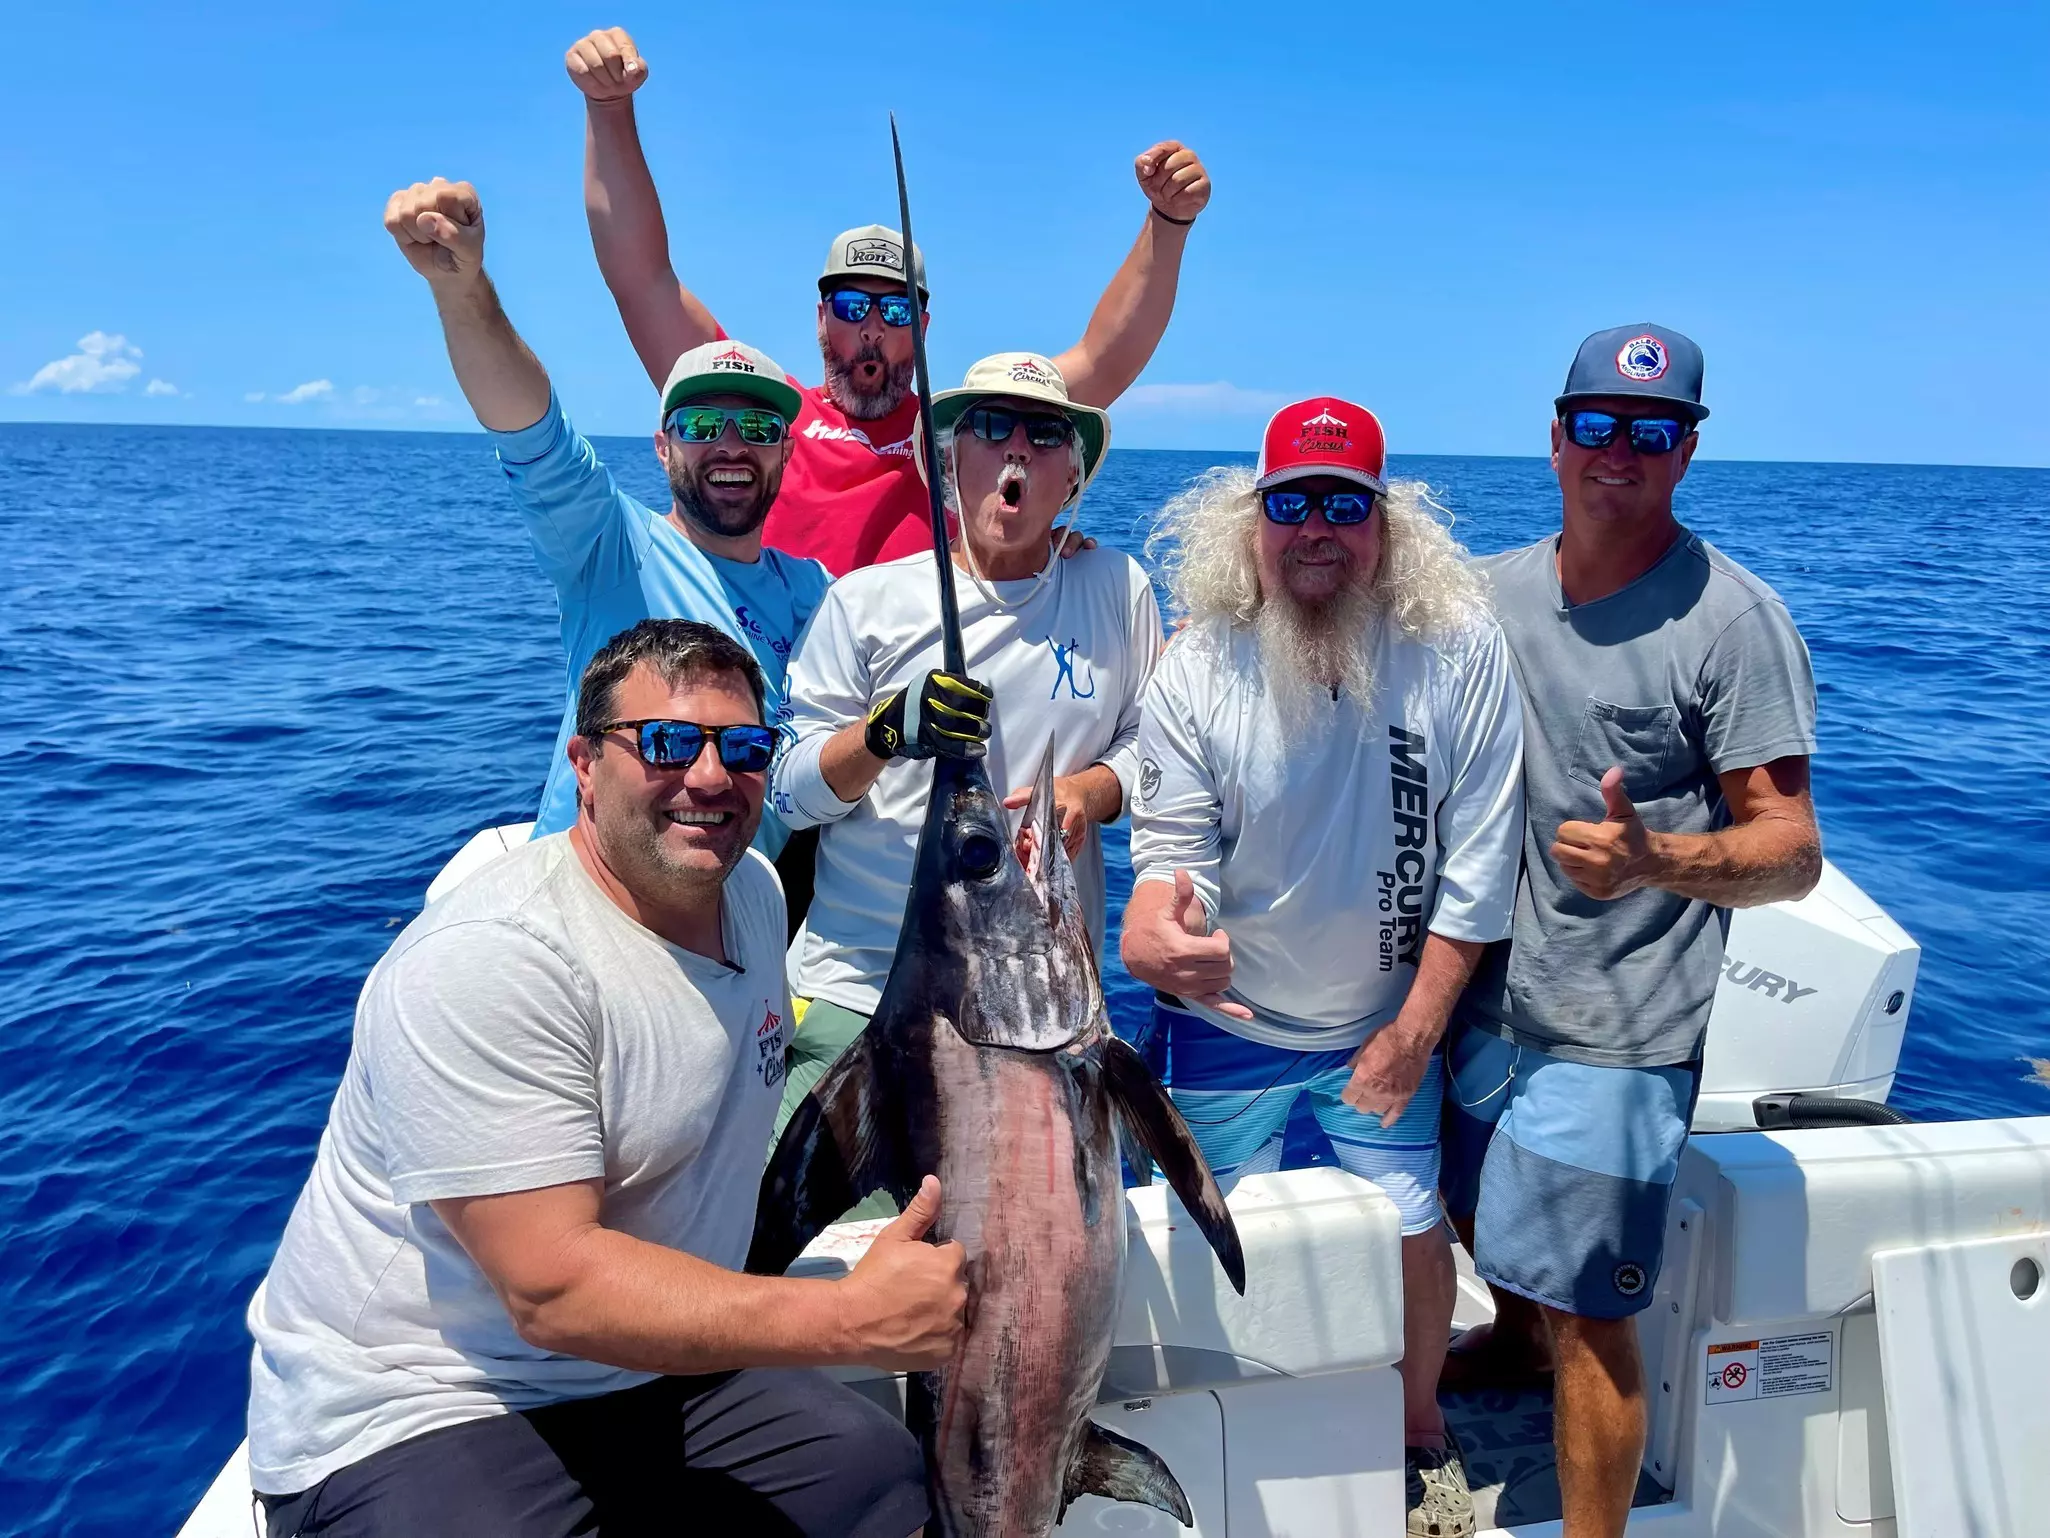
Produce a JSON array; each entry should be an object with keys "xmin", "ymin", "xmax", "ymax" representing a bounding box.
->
[
  {"xmin": 565, "ymin": 27, "xmax": 647, "ymax": 103},
  {"xmin": 383, "ymin": 178, "xmax": 484, "ymax": 285},
  {"xmin": 1134, "ymin": 141, "xmax": 1211, "ymax": 225}
]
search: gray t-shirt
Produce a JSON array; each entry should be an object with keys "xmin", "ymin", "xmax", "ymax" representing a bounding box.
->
[
  {"xmin": 245, "ymin": 833, "xmax": 791, "ymax": 1494},
  {"xmin": 1462, "ymin": 530, "xmax": 1817, "ymax": 1067}
]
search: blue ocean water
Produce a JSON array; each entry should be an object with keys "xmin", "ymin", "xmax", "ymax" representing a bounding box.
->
[{"xmin": 2, "ymin": 421, "xmax": 2046, "ymax": 1534}]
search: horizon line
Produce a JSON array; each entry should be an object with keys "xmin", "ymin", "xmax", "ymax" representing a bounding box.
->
[{"xmin": 0, "ymin": 416, "xmax": 2044, "ymax": 475}]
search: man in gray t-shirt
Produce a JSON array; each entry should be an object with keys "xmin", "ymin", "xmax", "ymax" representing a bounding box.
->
[
  {"xmin": 1442, "ymin": 325, "xmax": 1821, "ymax": 1538},
  {"xmin": 245, "ymin": 620, "xmax": 967, "ymax": 1538}
]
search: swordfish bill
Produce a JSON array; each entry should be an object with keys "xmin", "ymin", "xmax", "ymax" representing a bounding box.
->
[
  {"xmin": 749, "ymin": 121, "xmax": 1244, "ymax": 1535},
  {"xmin": 749, "ymin": 741, "xmax": 1246, "ymax": 1535}
]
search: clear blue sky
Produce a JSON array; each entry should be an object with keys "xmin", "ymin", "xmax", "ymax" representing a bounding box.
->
[{"xmin": 4, "ymin": 1, "xmax": 2045, "ymax": 464}]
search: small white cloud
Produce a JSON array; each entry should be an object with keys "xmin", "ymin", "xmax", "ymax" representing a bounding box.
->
[
  {"xmin": 244, "ymin": 391, "xmax": 267, "ymax": 403},
  {"xmin": 1118, "ymin": 381, "xmax": 1291, "ymax": 415},
  {"xmin": 12, "ymin": 331, "xmax": 145, "ymax": 395},
  {"xmin": 145, "ymin": 378, "xmax": 179, "ymax": 397},
  {"xmin": 412, "ymin": 394, "xmax": 444, "ymax": 408},
  {"xmin": 277, "ymin": 379, "xmax": 333, "ymax": 405}
]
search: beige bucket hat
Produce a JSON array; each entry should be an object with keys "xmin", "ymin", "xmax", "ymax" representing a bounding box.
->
[{"xmin": 926, "ymin": 352, "xmax": 1111, "ymax": 493}]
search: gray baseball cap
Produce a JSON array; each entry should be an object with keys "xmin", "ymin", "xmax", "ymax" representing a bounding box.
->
[
  {"xmin": 1556, "ymin": 323, "xmax": 1710, "ymax": 422},
  {"xmin": 818, "ymin": 224, "xmax": 928, "ymax": 300}
]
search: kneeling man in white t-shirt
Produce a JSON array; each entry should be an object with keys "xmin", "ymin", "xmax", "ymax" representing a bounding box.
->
[
  {"xmin": 772, "ymin": 353, "xmax": 1161, "ymax": 1184},
  {"xmin": 245, "ymin": 618, "xmax": 964, "ymax": 1538},
  {"xmin": 1121, "ymin": 399, "xmax": 1526, "ymax": 1538}
]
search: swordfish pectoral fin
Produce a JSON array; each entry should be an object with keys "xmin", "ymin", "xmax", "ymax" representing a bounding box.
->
[
  {"xmin": 1100, "ymin": 1034, "xmax": 1248, "ymax": 1295},
  {"xmin": 746, "ymin": 1026, "xmax": 905, "ymax": 1277},
  {"xmin": 1059, "ymin": 1420, "xmax": 1195, "ymax": 1526}
]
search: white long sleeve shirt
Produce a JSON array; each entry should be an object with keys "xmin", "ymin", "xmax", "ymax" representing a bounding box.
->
[
  {"xmin": 776, "ymin": 547, "xmax": 1162, "ymax": 1015},
  {"xmin": 1129, "ymin": 613, "xmax": 1526, "ymax": 1051}
]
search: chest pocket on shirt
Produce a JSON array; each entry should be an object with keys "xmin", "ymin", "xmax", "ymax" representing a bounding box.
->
[{"xmin": 1570, "ymin": 699, "xmax": 1680, "ymax": 801}]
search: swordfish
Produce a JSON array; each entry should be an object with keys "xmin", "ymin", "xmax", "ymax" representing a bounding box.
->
[{"xmin": 747, "ymin": 743, "xmax": 1247, "ymax": 1535}]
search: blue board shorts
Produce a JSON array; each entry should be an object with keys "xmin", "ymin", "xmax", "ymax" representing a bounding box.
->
[
  {"xmin": 1153, "ymin": 1001, "xmax": 1445, "ymax": 1235},
  {"xmin": 1441, "ymin": 1025, "xmax": 1698, "ymax": 1319}
]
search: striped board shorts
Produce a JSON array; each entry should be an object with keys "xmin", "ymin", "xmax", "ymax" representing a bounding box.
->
[
  {"xmin": 1151, "ymin": 1000, "xmax": 1445, "ymax": 1235},
  {"xmin": 1441, "ymin": 1024, "xmax": 1698, "ymax": 1318}
]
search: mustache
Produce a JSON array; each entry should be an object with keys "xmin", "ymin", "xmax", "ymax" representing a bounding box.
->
[{"xmin": 1280, "ymin": 539, "xmax": 1353, "ymax": 573}]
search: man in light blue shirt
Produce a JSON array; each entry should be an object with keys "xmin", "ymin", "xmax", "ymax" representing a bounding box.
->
[{"xmin": 384, "ymin": 175, "xmax": 830, "ymax": 856}]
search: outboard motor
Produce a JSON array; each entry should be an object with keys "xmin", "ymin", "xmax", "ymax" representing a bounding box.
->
[{"xmin": 1695, "ymin": 860, "xmax": 1919, "ymax": 1131}]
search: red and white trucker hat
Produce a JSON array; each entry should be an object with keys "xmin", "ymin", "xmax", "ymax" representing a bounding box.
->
[{"xmin": 1254, "ymin": 396, "xmax": 1388, "ymax": 494}]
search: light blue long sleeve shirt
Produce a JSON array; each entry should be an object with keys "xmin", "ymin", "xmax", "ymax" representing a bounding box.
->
[{"xmin": 493, "ymin": 396, "xmax": 832, "ymax": 854}]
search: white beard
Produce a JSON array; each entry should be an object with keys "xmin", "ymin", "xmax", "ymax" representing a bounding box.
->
[{"xmin": 1251, "ymin": 578, "xmax": 1383, "ymax": 727}]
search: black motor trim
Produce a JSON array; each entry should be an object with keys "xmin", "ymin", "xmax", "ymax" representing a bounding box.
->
[{"xmin": 1752, "ymin": 1092, "xmax": 1912, "ymax": 1129}]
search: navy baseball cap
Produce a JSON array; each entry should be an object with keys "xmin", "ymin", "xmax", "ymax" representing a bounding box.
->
[{"xmin": 1556, "ymin": 323, "xmax": 1710, "ymax": 422}]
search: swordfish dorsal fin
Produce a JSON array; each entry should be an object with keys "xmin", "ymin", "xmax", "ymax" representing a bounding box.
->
[
  {"xmin": 1100, "ymin": 1035, "xmax": 1247, "ymax": 1294},
  {"xmin": 1059, "ymin": 1420, "xmax": 1194, "ymax": 1525},
  {"xmin": 746, "ymin": 1025, "xmax": 909, "ymax": 1277}
]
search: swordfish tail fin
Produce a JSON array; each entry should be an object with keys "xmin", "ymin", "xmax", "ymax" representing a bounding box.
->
[
  {"xmin": 1099, "ymin": 1034, "xmax": 1247, "ymax": 1294},
  {"xmin": 746, "ymin": 1025, "xmax": 907, "ymax": 1276},
  {"xmin": 1059, "ymin": 1420, "xmax": 1195, "ymax": 1526}
]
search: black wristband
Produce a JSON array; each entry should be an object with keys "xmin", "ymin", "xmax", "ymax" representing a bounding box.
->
[{"xmin": 1150, "ymin": 206, "xmax": 1196, "ymax": 227}]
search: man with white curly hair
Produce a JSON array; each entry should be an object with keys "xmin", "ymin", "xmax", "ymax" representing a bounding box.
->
[
  {"xmin": 772, "ymin": 352, "xmax": 1160, "ymax": 1188},
  {"xmin": 1122, "ymin": 397, "xmax": 1526, "ymax": 1538}
]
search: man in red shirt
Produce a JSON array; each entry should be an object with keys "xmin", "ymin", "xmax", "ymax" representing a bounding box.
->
[{"xmin": 567, "ymin": 26, "xmax": 1212, "ymax": 575}]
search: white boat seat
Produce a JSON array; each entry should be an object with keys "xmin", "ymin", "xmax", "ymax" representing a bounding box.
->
[{"xmin": 1685, "ymin": 1115, "xmax": 2050, "ymax": 1321}]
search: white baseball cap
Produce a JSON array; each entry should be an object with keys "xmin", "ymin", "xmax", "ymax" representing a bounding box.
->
[{"xmin": 658, "ymin": 340, "xmax": 803, "ymax": 428}]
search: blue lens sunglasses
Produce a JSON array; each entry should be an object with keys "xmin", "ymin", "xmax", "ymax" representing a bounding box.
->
[
  {"xmin": 826, "ymin": 289, "xmax": 918, "ymax": 327},
  {"xmin": 595, "ymin": 719, "xmax": 778, "ymax": 773},
  {"xmin": 1562, "ymin": 410, "xmax": 1692, "ymax": 456},
  {"xmin": 1261, "ymin": 488, "xmax": 1379, "ymax": 526}
]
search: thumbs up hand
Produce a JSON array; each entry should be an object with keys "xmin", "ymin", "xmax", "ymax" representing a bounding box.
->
[
  {"xmin": 1552, "ymin": 766, "xmax": 1657, "ymax": 900},
  {"xmin": 1120, "ymin": 870, "xmax": 1254, "ymax": 1020}
]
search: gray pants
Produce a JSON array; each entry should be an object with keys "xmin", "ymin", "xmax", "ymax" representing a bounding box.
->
[{"xmin": 774, "ymin": 997, "xmax": 900, "ymax": 1222}]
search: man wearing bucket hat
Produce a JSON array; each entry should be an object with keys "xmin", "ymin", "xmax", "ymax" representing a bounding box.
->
[
  {"xmin": 1443, "ymin": 326, "xmax": 1821, "ymax": 1537},
  {"xmin": 1123, "ymin": 397, "xmax": 1524, "ymax": 1538},
  {"xmin": 769, "ymin": 352, "xmax": 1155, "ymax": 1176},
  {"xmin": 565, "ymin": 25, "xmax": 1211, "ymax": 576},
  {"xmin": 383, "ymin": 176, "xmax": 832, "ymax": 859}
]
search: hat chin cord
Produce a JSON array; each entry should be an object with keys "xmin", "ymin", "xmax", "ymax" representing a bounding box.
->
[{"xmin": 945, "ymin": 433, "xmax": 1085, "ymax": 614}]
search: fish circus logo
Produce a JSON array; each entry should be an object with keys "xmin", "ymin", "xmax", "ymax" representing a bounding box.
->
[
  {"xmin": 846, "ymin": 237, "xmax": 903, "ymax": 272},
  {"xmin": 1008, "ymin": 358, "xmax": 1057, "ymax": 388},
  {"xmin": 1615, "ymin": 335, "xmax": 1670, "ymax": 382},
  {"xmin": 755, "ymin": 1004, "xmax": 786, "ymax": 1090},
  {"xmin": 1293, "ymin": 407, "xmax": 1349, "ymax": 456},
  {"xmin": 711, "ymin": 345, "xmax": 758, "ymax": 375}
]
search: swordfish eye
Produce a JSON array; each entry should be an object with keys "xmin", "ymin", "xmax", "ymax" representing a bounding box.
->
[{"xmin": 956, "ymin": 827, "xmax": 1004, "ymax": 879}]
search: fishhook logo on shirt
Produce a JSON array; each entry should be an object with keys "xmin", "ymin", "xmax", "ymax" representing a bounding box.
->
[{"xmin": 1048, "ymin": 637, "xmax": 1096, "ymax": 700}]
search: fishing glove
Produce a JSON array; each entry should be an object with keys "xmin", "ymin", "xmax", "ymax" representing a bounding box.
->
[{"xmin": 865, "ymin": 669, "xmax": 994, "ymax": 761}]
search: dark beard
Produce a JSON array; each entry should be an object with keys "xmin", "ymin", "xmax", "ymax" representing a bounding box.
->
[
  {"xmin": 819, "ymin": 334, "xmax": 914, "ymax": 420},
  {"xmin": 668, "ymin": 458, "xmax": 776, "ymax": 540}
]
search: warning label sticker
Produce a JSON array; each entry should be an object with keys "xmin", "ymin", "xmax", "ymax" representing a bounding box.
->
[{"xmin": 1703, "ymin": 1331, "xmax": 1833, "ymax": 1405}]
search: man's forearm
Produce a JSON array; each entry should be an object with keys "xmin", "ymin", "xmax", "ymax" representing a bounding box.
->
[
  {"xmin": 1073, "ymin": 762, "xmax": 1126, "ymax": 823},
  {"xmin": 430, "ymin": 274, "xmax": 551, "ymax": 433},
  {"xmin": 1646, "ymin": 818, "xmax": 1823, "ymax": 907},
  {"xmin": 1390, "ymin": 932, "xmax": 1486, "ymax": 1050},
  {"xmin": 820, "ymin": 720, "xmax": 889, "ymax": 804},
  {"xmin": 1056, "ymin": 213, "xmax": 1190, "ymax": 409},
  {"xmin": 511, "ymin": 1223, "xmax": 854, "ymax": 1375},
  {"xmin": 585, "ymin": 100, "xmax": 718, "ymax": 385}
]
